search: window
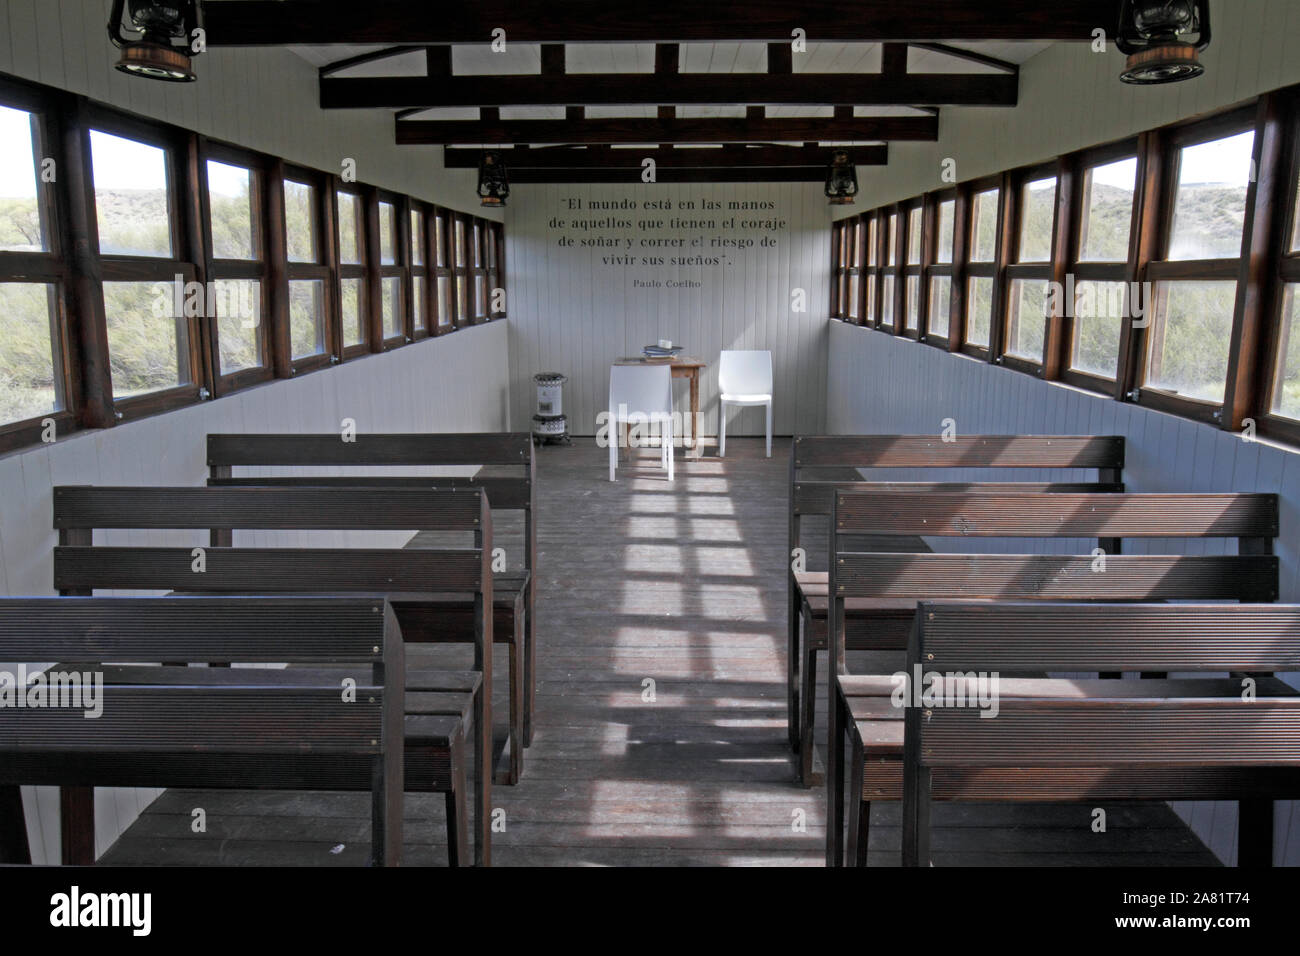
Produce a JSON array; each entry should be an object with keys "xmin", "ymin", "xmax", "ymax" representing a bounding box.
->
[
  {"xmin": 863, "ymin": 214, "xmax": 879, "ymax": 326},
  {"xmin": 1139, "ymin": 126, "xmax": 1255, "ymax": 412},
  {"xmin": 452, "ymin": 214, "xmax": 470, "ymax": 326},
  {"xmin": 283, "ymin": 171, "xmax": 332, "ymax": 367},
  {"xmin": 377, "ymin": 196, "xmax": 404, "ymax": 343},
  {"xmin": 1066, "ymin": 153, "xmax": 1138, "ymax": 384},
  {"xmin": 881, "ymin": 210, "xmax": 900, "ymax": 331},
  {"xmin": 90, "ymin": 123, "xmax": 199, "ymax": 410},
  {"xmin": 336, "ymin": 189, "xmax": 367, "ymax": 350},
  {"xmin": 0, "ymin": 98, "xmax": 70, "ymax": 443},
  {"xmin": 486, "ymin": 220, "xmax": 505, "ymax": 319},
  {"xmin": 205, "ymin": 154, "xmax": 268, "ymax": 385},
  {"xmin": 410, "ymin": 204, "xmax": 429, "ymax": 335},
  {"xmin": 902, "ymin": 203, "xmax": 923, "ymax": 335},
  {"xmin": 923, "ymin": 195, "xmax": 957, "ymax": 344},
  {"xmin": 432, "ymin": 209, "xmax": 453, "ymax": 330},
  {"xmin": 1002, "ymin": 171, "xmax": 1058, "ymax": 367},
  {"xmin": 832, "ymin": 217, "xmax": 863, "ymax": 322},
  {"xmin": 963, "ymin": 184, "xmax": 1001, "ymax": 352}
]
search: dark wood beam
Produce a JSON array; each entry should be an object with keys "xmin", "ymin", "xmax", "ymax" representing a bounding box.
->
[
  {"xmin": 396, "ymin": 115, "xmax": 937, "ymax": 145},
  {"xmin": 443, "ymin": 144, "xmax": 889, "ymax": 168},
  {"xmin": 425, "ymin": 45, "xmax": 451, "ymax": 76},
  {"xmin": 207, "ymin": 1, "xmax": 1122, "ymax": 44},
  {"xmin": 322, "ymin": 72, "xmax": 1017, "ymax": 108},
  {"xmin": 318, "ymin": 45, "xmax": 422, "ymax": 77},
  {"xmin": 910, "ymin": 42, "xmax": 1019, "ymax": 74},
  {"xmin": 655, "ymin": 43, "xmax": 680, "ymax": 74},
  {"xmin": 509, "ymin": 167, "xmax": 832, "ymax": 183},
  {"xmin": 882, "ymin": 43, "xmax": 909, "ymax": 75},
  {"xmin": 540, "ymin": 44, "xmax": 565, "ymax": 75},
  {"xmin": 768, "ymin": 43, "xmax": 792, "ymax": 74}
]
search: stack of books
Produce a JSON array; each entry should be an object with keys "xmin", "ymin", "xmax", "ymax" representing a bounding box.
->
[{"xmin": 642, "ymin": 344, "xmax": 684, "ymax": 358}]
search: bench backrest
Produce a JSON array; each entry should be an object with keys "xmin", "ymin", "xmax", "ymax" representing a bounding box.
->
[
  {"xmin": 828, "ymin": 489, "xmax": 1279, "ymax": 669},
  {"xmin": 0, "ymin": 595, "xmax": 405, "ymax": 866}
]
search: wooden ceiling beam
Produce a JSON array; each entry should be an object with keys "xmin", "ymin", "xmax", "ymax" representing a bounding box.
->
[
  {"xmin": 322, "ymin": 72, "xmax": 1017, "ymax": 108},
  {"xmin": 205, "ymin": 0, "xmax": 1123, "ymax": 44},
  {"xmin": 396, "ymin": 114, "xmax": 936, "ymax": 145},
  {"xmin": 509, "ymin": 167, "xmax": 834, "ymax": 184},
  {"xmin": 443, "ymin": 144, "xmax": 889, "ymax": 168}
]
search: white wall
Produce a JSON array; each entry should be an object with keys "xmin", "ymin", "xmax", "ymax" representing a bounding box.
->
[
  {"xmin": 504, "ymin": 182, "xmax": 830, "ymax": 438},
  {"xmin": 0, "ymin": 0, "xmax": 495, "ymax": 219},
  {"xmin": 0, "ymin": 320, "xmax": 509, "ymax": 865}
]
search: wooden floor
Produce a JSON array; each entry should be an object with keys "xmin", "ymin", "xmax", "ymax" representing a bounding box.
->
[{"xmin": 100, "ymin": 438, "xmax": 1218, "ymax": 866}]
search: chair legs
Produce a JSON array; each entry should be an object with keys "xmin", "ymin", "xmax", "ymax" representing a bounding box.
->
[
  {"xmin": 765, "ymin": 400, "xmax": 773, "ymax": 457},
  {"xmin": 446, "ymin": 731, "xmax": 470, "ymax": 867},
  {"xmin": 847, "ymin": 735, "xmax": 869, "ymax": 866},
  {"xmin": 719, "ymin": 401, "xmax": 728, "ymax": 457},
  {"xmin": 798, "ymin": 631, "xmax": 819, "ymax": 788}
]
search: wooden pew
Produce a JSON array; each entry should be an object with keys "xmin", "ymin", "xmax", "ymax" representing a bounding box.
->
[
  {"xmin": 788, "ymin": 434, "xmax": 1125, "ymax": 785},
  {"xmin": 825, "ymin": 488, "xmax": 1280, "ymax": 866},
  {"xmin": 901, "ymin": 602, "xmax": 1300, "ymax": 868},
  {"xmin": 52, "ymin": 485, "xmax": 495, "ymax": 866},
  {"xmin": 207, "ymin": 432, "xmax": 536, "ymax": 784},
  {"xmin": 0, "ymin": 596, "xmax": 406, "ymax": 867}
]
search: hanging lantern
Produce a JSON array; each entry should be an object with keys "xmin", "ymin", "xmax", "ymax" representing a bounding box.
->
[
  {"xmin": 477, "ymin": 151, "xmax": 510, "ymax": 208},
  {"xmin": 1115, "ymin": 0, "xmax": 1211, "ymax": 85},
  {"xmin": 107, "ymin": 0, "xmax": 203, "ymax": 82},
  {"xmin": 824, "ymin": 150, "xmax": 858, "ymax": 206}
]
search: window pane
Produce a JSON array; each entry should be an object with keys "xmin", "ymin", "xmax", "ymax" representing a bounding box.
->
[
  {"xmin": 410, "ymin": 209, "xmax": 424, "ymax": 266},
  {"xmin": 1018, "ymin": 177, "xmax": 1056, "ymax": 262},
  {"xmin": 970, "ymin": 189, "xmax": 999, "ymax": 262},
  {"xmin": 284, "ymin": 180, "xmax": 316, "ymax": 263},
  {"xmin": 1071, "ymin": 280, "xmax": 1125, "ymax": 379},
  {"xmin": 966, "ymin": 276, "xmax": 994, "ymax": 347},
  {"xmin": 437, "ymin": 274, "xmax": 452, "ymax": 327},
  {"xmin": 213, "ymin": 279, "xmax": 262, "ymax": 374},
  {"xmin": 907, "ymin": 207, "xmax": 922, "ymax": 264},
  {"xmin": 340, "ymin": 277, "xmax": 366, "ymax": 346},
  {"xmin": 1145, "ymin": 280, "xmax": 1236, "ymax": 403},
  {"xmin": 456, "ymin": 274, "xmax": 468, "ymax": 320},
  {"xmin": 1079, "ymin": 157, "xmax": 1136, "ymax": 262},
  {"xmin": 0, "ymin": 282, "xmax": 61, "ymax": 423},
  {"xmin": 104, "ymin": 281, "xmax": 189, "ymax": 396},
  {"xmin": 928, "ymin": 276, "xmax": 951, "ymax": 339},
  {"xmin": 475, "ymin": 274, "xmax": 488, "ymax": 318},
  {"xmin": 454, "ymin": 218, "xmax": 466, "ymax": 267},
  {"xmin": 867, "ymin": 217, "xmax": 878, "ymax": 267},
  {"xmin": 382, "ymin": 276, "xmax": 401, "ymax": 338},
  {"xmin": 91, "ymin": 130, "xmax": 172, "ymax": 258},
  {"xmin": 1168, "ymin": 131, "xmax": 1254, "ymax": 261},
  {"xmin": 904, "ymin": 274, "xmax": 920, "ymax": 331},
  {"xmin": 886, "ymin": 213, "xmax": 898, "ymax": 264},
  {"xmin": 473, "ymin": 222, "xmax": 484, "ymax": 267},
  {"xmin": 1271, "ymin": 284, "xmax": 1300, "ymax": 419},
  {"xmin": 413, "ymin": 275, "xmax": 427, "ymax": 331},
  {"xmin": 847, "ymin": 273, "xmax": 860, "ymax": 320},
  {"xmin": 866, "ymin": 274, "xmax": 877, "ymax": 323},
  {"xmin": 435, "ymin": 215, "xmax": 447, "ymax": 265},
  {"xmin": 337, "ymin": 192, "xmax": 363, "ymax": 265},
  {"xmin": 935, "ymin": 200, "xmax": 955, "ymax": 264},
  {"xmin": 0, "ymin": 106, "xmax": 47, "ymax": 252},
  {"xmin": 379, "ymin": 201, "xmax": 396, "ymax": 265},
  {"xmin": 288, "ymin": 279, "xmax": 326, "ymax": 359},
  {"xmin": 881, "ymin": 275, "xmax": 896, "ymax": 328},
  {"xmin": 1006, "ymin": 278, "xmax": 1048, "ymax": 361},
  {"xmin": 206, "ymin": 160, "xmax": 257, "ymax": 260}
]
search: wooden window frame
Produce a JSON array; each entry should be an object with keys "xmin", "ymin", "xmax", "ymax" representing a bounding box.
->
[
  {"xmin": 280, "ymin": 163, "xmax": 338, "ymax": 376},
  {"xmin": 408, "ymin": 199, "xmax": 432, "ymax": 340},
  {"xmin": 486, "ymin": 220, "xmax": 506, "ymax": 319},
  {"xmin": 334, "ymin": 183, "xmax": 370, "ymax": 360},
  {"xmin": 431, "ymin": 207, "xmax": 454, "ymax": 334},
  {"xmin": 1124, "ymin": 106, "xmax": 1259, "ymax": 427},
  {"xmin": 451, "ymin": 212, "xmax": 471, "ymax": 328},
  {"xmin": 863, "ymin": 211, "xmax": 881, "ymax": 328},
  {"xmin": 880, "ymin": 205, "xmax": 903, "ymax": 333},
  {"xmin": 960, "ymin": 176, "xmax": 1006, "ymax": 360},
  {"xmin": 921, "ymin": 187, "xmax": 963, "ymax": 351},
  {"xmin": 999, "ymin": 162, "xmax": 1060, "ymax": 378},
  {"xmin": 899, "ymin": 199, "xmax": 925, "ymax": 340},
  {"xmin": 374, "ymin": 189, "xmax": 407, "ymax": 349}
]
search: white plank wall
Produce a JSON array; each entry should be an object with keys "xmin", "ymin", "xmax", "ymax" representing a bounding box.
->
[
  {"xmin": 827, "ymin": 321, "xmax": 1300, "ymax": 866},
  {"xmin": 503, "ymin": 183, "xmax": 830, "ymax": 438},
  {"xmin": 835, "ymin": 0, "xmax": 1300, "ymax": 218},
  {"xmin": 0, "ymin": 321, "xmax": 511, "ymax": 864},
  {"xmin": 0, "ymin": 0, "xmax": 493, "ymax": 218}
]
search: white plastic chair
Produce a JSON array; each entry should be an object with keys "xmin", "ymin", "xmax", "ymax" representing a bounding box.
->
[
  {"xmin": 718, "ymin": 350, "xmax": 773, "ymax": 458},
  {"xmin": 608, "ymin": 364, "xmax": 674, "ymax": 482}
]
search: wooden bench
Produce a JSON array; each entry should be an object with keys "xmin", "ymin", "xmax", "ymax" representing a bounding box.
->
[
  {"xmin": 207, "ymin": 432, "xmax": 536, "ymax": 784},
  {"xmin": 52, "ymin": 485, "xmax": 495, "ymax": 866},
  {"xmin": 0, "ymin": 596, "xmax": 406, "ymax": 867},
  {"xmin": 901, "ymin": 601, "xmax": 1300, "ymax": 868},
  {"xmin": 788, "ymin": 434, "xmax": 1125, "ymax": 785},
  {"xmin": 825, "ymin": 488, "xmax": 1280, "ymax": 866}
]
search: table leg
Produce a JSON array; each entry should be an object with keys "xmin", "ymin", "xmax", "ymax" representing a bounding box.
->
[{"xmin": 689, "ymin": 371, "xmax": 700, "ymax": 457}]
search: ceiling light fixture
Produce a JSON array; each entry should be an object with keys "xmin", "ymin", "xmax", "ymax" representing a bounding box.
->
[
  {"xmin": 478, "ymin": 150, "xmax": 510, "ymax": 208},
  {"xmin": 1116, "ymin": 0, "xmax": 1211, "ymax": 85},
  {"xmin": 824, "ymin": 150, "xmax": 858, "ymax": 205},
  {"xmin": 107, "ymin": 1, "xmax": 204, "ymax": 83}
]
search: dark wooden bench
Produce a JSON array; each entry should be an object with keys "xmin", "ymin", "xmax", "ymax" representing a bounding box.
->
[
  {"xmin": 52, "ymin": 485, "xmax": 495, "ymax": 866},
  {"xmin": 0, "ymin": 596, "xmax": 406, "ymax": 867},
  {"xmin": 788, "ymin": 434, "xmax": 1125, "ymax": 785},
  {"xmin": 824, "ymin": 488, "xmax": 1280, "ymax": 866},
  {"xmin": 207, "ymin": 432, "xmax": 536, "ymax": 784},
  {"xmin": 901, "ymin": 601, "xmax": 1300, "ymax": 868}
]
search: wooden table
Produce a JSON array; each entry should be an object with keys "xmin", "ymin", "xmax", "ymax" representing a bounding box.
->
[{"xmin": 615, "ymin": 355, "xmax": 707, "ymax": 456}]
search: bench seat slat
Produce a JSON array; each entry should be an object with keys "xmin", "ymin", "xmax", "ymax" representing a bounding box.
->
[
  {"xmin": 794, "ymin": 435, "xmax": 1124, "ymax": 469},
  {"xmin": 208, "ymin": 432, "xmax": 532, "ymax": 467}
]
